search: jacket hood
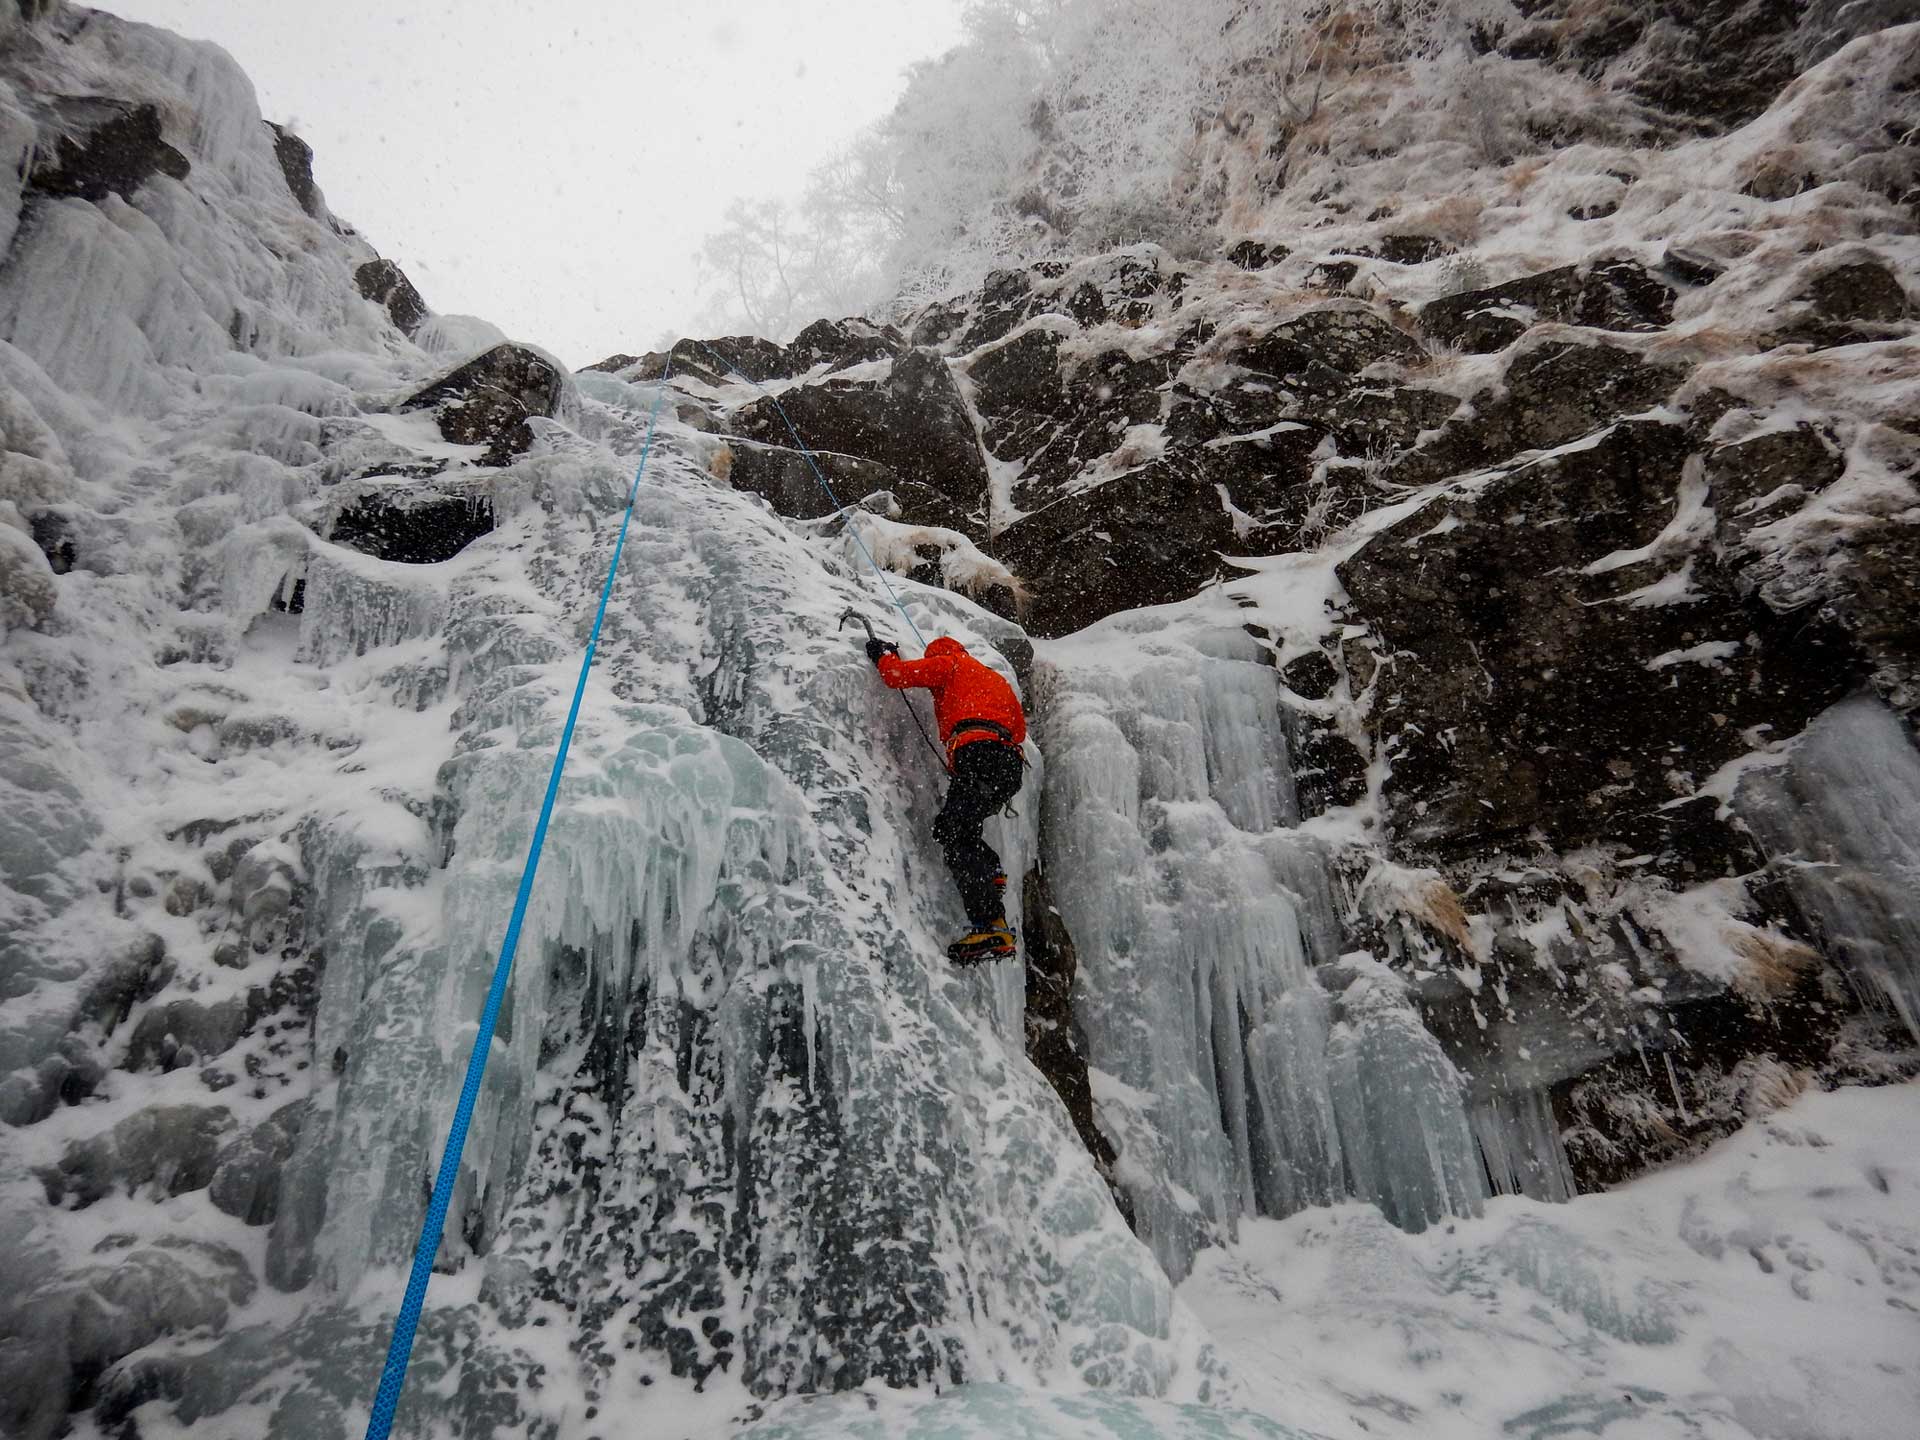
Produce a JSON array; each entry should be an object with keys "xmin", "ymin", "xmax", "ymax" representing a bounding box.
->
[{"xmin": 925, "ymin": 637, "xmax": 966, "ymax": 658}]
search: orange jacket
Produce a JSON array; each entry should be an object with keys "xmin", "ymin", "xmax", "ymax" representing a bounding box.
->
[{"xmin": 876, "ymin": 637, "xmax": 1026, "ymax": 764}]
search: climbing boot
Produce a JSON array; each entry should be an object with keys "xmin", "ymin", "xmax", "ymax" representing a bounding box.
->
[{"xmin": 948, "ymin": 919, "xmax": 1015, "ymax": 964}]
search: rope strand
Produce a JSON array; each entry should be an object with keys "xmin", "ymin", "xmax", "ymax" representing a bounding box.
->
[{"xmin": 363, "ymin": 361, "xmax": 676, "ymax": 1440}]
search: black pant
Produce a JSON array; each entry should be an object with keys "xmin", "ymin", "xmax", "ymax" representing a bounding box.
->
[{"xmin": 933, "ymin": 742, "xmax": 1024, "ymax": 926}]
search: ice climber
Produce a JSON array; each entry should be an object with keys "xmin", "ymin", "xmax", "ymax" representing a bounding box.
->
[{"xmin": 864, "ymin": 634, "xmax": 1027, "ymax": 962}]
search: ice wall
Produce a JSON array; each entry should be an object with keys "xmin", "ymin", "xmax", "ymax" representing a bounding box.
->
[
  {"xmin": 1036, "ymin": 619, "xmax": 1485, "ymax": 1280},
  {"xmin": 1736, "ymin": 695, "xmax": 1920, "ymax": 1043},
  {"xmin": 0, "ymin": 9, "xmax": 1221, "ymax": 1436}
]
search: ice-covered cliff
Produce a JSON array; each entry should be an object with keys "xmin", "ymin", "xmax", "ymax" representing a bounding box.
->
[
  {"xmin": 2, "ymin": 4, "xmax": 1918, "ymax": 1440},
  {"xmin": 0, "ymin": 7, "xmax": 1227, "ymax": 1436}
]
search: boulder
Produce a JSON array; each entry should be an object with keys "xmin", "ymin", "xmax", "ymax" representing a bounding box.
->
[
  {"xmin": 398, "ymin": 344, "xmax": 565, "ymax": 465},
  {"xmin": 25, "ymin": 96, "xmax": 189, "ymax": 203},
  {"xmin": 1771, "ymin": 257, "xmax": 1912, "ymax": 348},
  {"xmin": 1226, "ymin": 240, "xmax": 1288, "ymax": 270},
  {"xmin": 720, "ymin": 440, "xmax": 899, "ymax": 522},
  {"xmin": 630, "ymin": 335, "xmax": 792, "ymax": 386},
  {"xmin": 1324, "ymin": 386, "xmax": 1461, "ymax": 455},
  {"xmin": 728, "ymin": 348, "xmax": 989, "ymax": 518},
  {"xmin": 787, "ymin": 317, "xmax": 901, "ymax": 373},
  {"xmin": 1418, "ymin": 259, "xmax": 1675, "ymax": 353},
  {"xmin": 353, "ymin": 259, "xmax": 429, "ymax": 338},
  {"xmin": 39, "ymin": 1105, "xmax": 235, "ymax": 1208},
  {"xmin": 208, "ymin": 1101, "xmax": 305, "ymax": 1226},
  {"xmin": 1339, "ymin": 418, "xmax": 1865, "ymax": 852},
  {"xmin": 126, "ymin": 995, "xmax": 253, "ymax": 1072},
  {"xmin": 265, "ymin": 121, "xmax": 321, "ymax": 217},
  {"xmin": 1701, "ymin": 424, "xmax": 1846, "ymax": 555},
  {"xmin": 326, "ymin": 477, "xmax": 494, "ymax": 564}
]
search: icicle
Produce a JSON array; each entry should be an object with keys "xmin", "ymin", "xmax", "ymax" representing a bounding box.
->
[{"xmin": 1471, "ymin": 1087, "xmax": 1577, "ymax": 1203}]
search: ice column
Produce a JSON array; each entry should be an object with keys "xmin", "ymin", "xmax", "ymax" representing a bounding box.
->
[{"xmin": 1735, "ymin": 695, "xmax": 1920, "ymax": 1043}]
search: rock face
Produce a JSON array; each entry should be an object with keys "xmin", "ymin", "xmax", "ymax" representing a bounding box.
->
[
  {"xmin": 729, "ymin": 347, "xmax": 990, "ymax": 519},
  {"xmin": 25, "ymin": 96, "xmax": 189, "ymax": 202},
  {"xmin": 266, "ymin": 121, "xmax": 322, "ymax": 217},
  {"xmin": 1417, "ymin": 260, "xmax": 1675, "ymax": 354},
  {"xmin": 353, "ymin": 258, "xmax": 430, "ymax": 337},
  {"xmin": 1340, "ymin": 417, "xmax": 1863, "ymax": 853}
]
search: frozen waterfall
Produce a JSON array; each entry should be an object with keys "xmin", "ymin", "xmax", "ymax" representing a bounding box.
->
[{"xmin": 1036, "ymin": 617, "xmax": 1486, "ymax": 1280}]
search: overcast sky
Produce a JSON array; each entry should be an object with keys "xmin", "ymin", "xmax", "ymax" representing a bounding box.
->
[{"xmin": 103, "ymin": 1, "xmax": 969, "ymax": 367}]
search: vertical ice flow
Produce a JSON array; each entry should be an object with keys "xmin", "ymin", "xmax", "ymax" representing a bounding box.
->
[{"xmin": 1040, "ymin": 625, "xmax": 1485, "ymax": 1279}]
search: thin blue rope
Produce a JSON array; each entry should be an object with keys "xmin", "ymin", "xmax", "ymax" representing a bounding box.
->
[
  {"xmin": 363, "ymin": 363, "xmax": 676, "ymax": 1440},
  {"xmin": 687, "ymin": 338, "xmax": 928, "ymax": 649}
]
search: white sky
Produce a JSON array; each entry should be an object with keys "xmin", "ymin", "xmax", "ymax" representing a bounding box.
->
[{"xmin": 101, "ymin": 1, "xmax": 969, "ymax": 367}]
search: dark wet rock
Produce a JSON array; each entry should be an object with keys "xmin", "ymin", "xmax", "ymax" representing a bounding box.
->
[
  {"xmin": 1339, "ymin": 418, "xmax": 1866, "ymax": 852},
  {"xmin": 1226, "ymin": 240, "xmax": 1289, "ymax": 270},
  {"xmin": 908, "ymin": 296, "xmax": 977, "ymax": 350},
  {"xmin": 1271, "ymin": 306, "xmax": 1424, "ymax": 375},
  {"xmin": 1419, "ymin": 259, "xmax": 1675, "ymax": 353},
  {"xmin": 1802, "ymin": 258, "xmax": 1910, "ymax": 323},
  {"xmin": 28, "ymin": 512, "xmax": 75, "ymax": 574},
  {"xmin": 1375, "ymin": 235, "xmax": 1454, "ymax": 265},
  {"xmin": 1282, "ymin": 650, "xmax": 1340, "ymax": 701},
  {"xmin": 25, "ymin": 96, "xmax": 189, "ymax": 203},
  {"xmin": 1162, "ymin": 309, "xmax": 1415, "ymax": 453},
  {"xmin": 1621, "ymin": 0, "xmax": 1807, "ymax": 131},
  {"xmin": 353, "ymin": 259, "xmax": 429, "ymax": 337},
  {"xmin": 967, "ymin": 326, "xmax": 1067, "ymax": 415},
  {"xmin": 1306, "ymin": 258, "xmax": 1360, "ymax": 290},
  {"xmin": 729, "ymin": 347, "xmax": 988, "ymax": 518},
  {"xmin": 1394, "ymin": 339, "xmax": 1685, "ymax": 485},
  {"xmin": 208, "ymin": 1101, "xmax": 305, "ymax": 1226},
  {"xmin": 1022, "ymin": 866, "xmax": 1122, "ymax": 1207},
  {"xmin": 948, "ymin": 254, "xmax": 1178, "ymax": 353},
  {"xmin": 399, "ymin": 344, "xmax": 565, "ymax": 465},
  {"xmin": 265, "ymin": 121, "xmax": 320, "ymax": 217},
  {"xmin": 40, "ymin": 1105, "xmax": 235, "ymax": 1208},
  {"xmin": 1290, "ymin": 726, "xmax": 1371, "ymax": 817},
  {"xmin": 788, "ymin": 317, "xmax": 902, "ymax": 373},
  {"xmin": 1840, "ymin": 521, "xmax": 1920, "ymax": 712},
  {"xmin": 953, "ymin": 268, "xmax": 1037, "ymax": 351},
  {"xmin": 327, "ymin": 476, "xmax": 494, "ymax": 564}
]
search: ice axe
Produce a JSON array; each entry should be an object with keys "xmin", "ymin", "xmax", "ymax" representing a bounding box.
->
[
  {"xmin": 837, "ymin": 607, "xmax": 885, "ymax": 646},
  {"xmin": 840, "ymin": 608, "xmax": 943, "ymax": 766}
]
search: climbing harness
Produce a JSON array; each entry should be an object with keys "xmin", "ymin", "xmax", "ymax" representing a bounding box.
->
[
  {"xmin": 686, "ymin": 338, "xmax": 928, "ymax": 650},
  {"xmin": 361, "ymin": 363, "xmax": 677, "ymax": 1440},
  {"xmin": 840, "ymin": 606, "xmax": 945, "ymax": 768}
]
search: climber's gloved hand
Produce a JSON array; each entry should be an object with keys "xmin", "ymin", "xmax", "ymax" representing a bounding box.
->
[{"xmin": 865, "ymin": 638, "xmax": 898, "ymax": 665}]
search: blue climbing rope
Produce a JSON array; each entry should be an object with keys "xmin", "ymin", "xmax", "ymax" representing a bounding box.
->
[
  {"xmin": 363, "ymin": 361, "xmax": 676, "ymax": 1440},
  {"xmin": 687, "ymin": 339, "xmax": 928, "ymax": 649}
]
